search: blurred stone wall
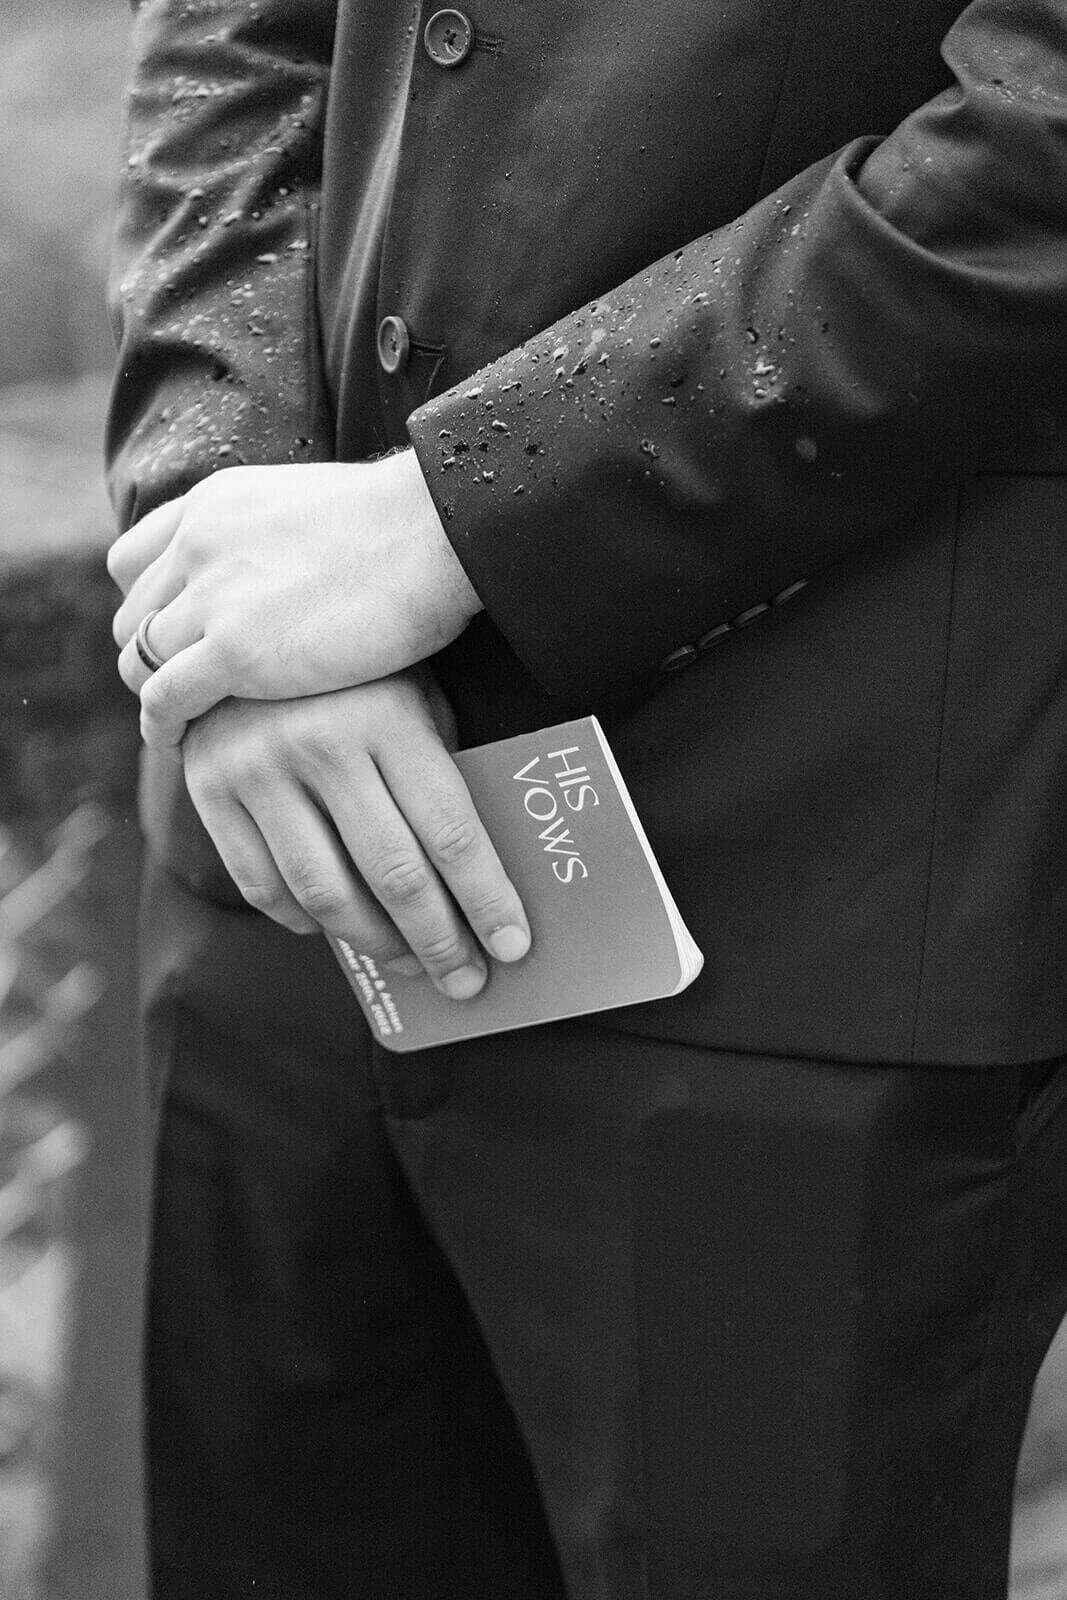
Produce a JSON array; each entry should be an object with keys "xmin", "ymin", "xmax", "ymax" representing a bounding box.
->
[
  {"xmin": 0, "ymin": 5, "xmax": 146, "ymax": 1598},
  {"xmin": 0, "ymin": 0, "xmax": 137, "ymax": 812}
]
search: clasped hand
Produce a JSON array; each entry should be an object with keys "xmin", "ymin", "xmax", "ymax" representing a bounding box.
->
[
  {"xmin": 182, "ymin": 675, "xmax": 531, "ymax": 1000},
  {"xmin": 109, "ymin": 453, "xmax": 530, "ymax": 998},
  {"xmin": 109, "ymin": 452, "xmax": 481, "ymax": 749}
]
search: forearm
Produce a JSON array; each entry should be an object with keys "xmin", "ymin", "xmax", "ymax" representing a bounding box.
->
[{"xmin": 407, "ymin": 0, "xmax": 1067, "ymax": 706}]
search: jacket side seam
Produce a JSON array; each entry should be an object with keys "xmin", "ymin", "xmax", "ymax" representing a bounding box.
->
[{"xmin": 909, "ymin": 496, "xmax": 961, "ymax": 1062}]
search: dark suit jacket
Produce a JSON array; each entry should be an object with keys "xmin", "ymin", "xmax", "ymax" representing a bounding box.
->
[{"xmin": 109, "ymin": 0, "xmax": 1067, "ymax": 1067}]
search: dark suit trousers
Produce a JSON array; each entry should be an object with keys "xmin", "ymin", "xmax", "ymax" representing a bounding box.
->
[{"xmin": 140, "ymin": 858, "xmax": 1067, "ymax": 1600}]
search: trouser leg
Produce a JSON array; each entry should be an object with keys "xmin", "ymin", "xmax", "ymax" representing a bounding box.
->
[
  {"xmin": 139, "ymin": 860, "xmax": 566, "ymax": 1600},
  {"xmin": 377, "ymin": 1025, "xmax": 1067, "ymax": 1600},
  {"xmin": 139, "ymin": 856, "xmax": 1067, "ymax": 1599}
]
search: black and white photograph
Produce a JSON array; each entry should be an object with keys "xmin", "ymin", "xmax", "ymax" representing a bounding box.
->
[{"xmin": 2, "ymin": 1, "xmax": 1067, "ymax": 1595}]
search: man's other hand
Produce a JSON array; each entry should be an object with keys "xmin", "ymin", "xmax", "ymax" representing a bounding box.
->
[
  {"xmin": 181, "ymin": 672, "xmax": 530, "ymax": 1000},
  {"xmin": 109, "ymin": 451, "xmax": 481, "ymax": 749}
]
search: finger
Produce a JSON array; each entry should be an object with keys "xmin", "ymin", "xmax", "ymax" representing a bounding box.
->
[
  {"xmin": 247, "ymin": 781, "xmax": 419, "ymax": 970},
  {"xmin": 107, "ymin": 496, "xmax": 185, "ymax": 597},
  {"xmin": 183, "ymin": 783, "xmax": 320, "ymax": 937},
  {"xmin": 115, "ymin": 595, "xmax": 200, "ymax": 695},
  {"xmin": 112, "ymin": 552, "xmax": 184, "ymax": 649},
  {"xmin": 374, "ymin": 735, "xmax": 531, "ymax": 966},
  {"xmin": 317, "ymin": 759, "xmax": 489, "ymax": 1000},
  {"xmin": 138, "ymin": 637, "xmax": 233, "ymax": 750}
]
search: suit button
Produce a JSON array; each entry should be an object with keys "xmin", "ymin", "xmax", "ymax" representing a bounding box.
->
[
  {"xmin": 733, "ymin": 602, "xmax": 772, "ymax": 627},
  {"xmin": 696, "ymin": 622, "xmax": 732, "ymax": 652},
  {"xmin": 660, "ymin": 645, "xmax": 699, "ymax": 673},
  {"xmin": 377, "ymin": 315, "xmax": 410, "ymax": 374},
  {"xmin": 424, "ymin": 9, "xmax": 474, "ymax": 67}
]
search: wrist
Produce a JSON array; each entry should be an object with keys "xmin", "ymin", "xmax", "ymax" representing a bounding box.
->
[{"xmin": 387, "ymin": 447, "xmax": 483, "ymax": 630}]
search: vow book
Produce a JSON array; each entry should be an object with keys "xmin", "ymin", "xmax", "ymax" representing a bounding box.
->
[{"xmin": 328, "ymin": 715, "xmax": 703, "ymax": 1052}]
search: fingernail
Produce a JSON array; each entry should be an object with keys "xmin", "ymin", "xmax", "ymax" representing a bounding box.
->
[
  {"xmin": 487, "ymin": 925, "xmax": 530, "ymax": 962},
  {"xmin": 384, "ymin": 954, "xmax": 423, "ymax": 976},
  {"xmin": 440, "ymin": 964, "xmax": 486, "ymax": 1001}
]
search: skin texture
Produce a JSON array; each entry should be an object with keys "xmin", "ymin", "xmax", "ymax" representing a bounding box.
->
[
  {"xmin": 108, "ymin": 448, "xmax": 530, "ymax": 994},
  {"xmin": 109, "ymin": 449, "xmax": 481, "ymax": 748},
  {"xmin": 179, "ymin": 671, "xmax": 530, "ymax": 998}
]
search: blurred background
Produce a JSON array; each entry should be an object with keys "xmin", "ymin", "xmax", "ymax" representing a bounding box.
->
[{"xmin": 0, "ymin": 0, "xmax": 144, "ymax": 1595}]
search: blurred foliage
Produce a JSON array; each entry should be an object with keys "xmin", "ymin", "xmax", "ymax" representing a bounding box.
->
[
  {"xmin": 0, "ymin": 376, "xmax": 116, "ymax": 563},
  {"xmin": 0, "ymin": 16, "xmax": 144, "ymax": 1596},
  {"xmin": 0, "ymin": 551, "xmax": 139, "ymax": 825},
  {"xmin": 0, "ymin": 1, "xmax": 139, "ymax": 819},
  {"xmin": 0, "ymin": 0, "xmax": 130, "ymax": 385}
]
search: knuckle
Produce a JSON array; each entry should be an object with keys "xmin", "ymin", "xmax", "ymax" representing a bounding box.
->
[
  {"xmin": 239, "ymin": 880, "xmax": 283, "ymax": 914},
  {"xmin": 373, "ymin": 851, "xmax": 432, "ymax": 908},
  {"xmin": 300, "ymin": 723, "xmax": 347, "ymax": 773},
  {"xmin": 426, "ymin": 814, "xmax": 481, "ymax": 869},
  {"xmin": 413, "ymin": 928, "xmax": 468, "ymax": 970},
  {"xmin": 228, "ymin": 741, "xmax": 280, "ymax": 793},
  {"xmin": 464, "ymin": 885, "xmax": 514, "ymax": 926},
  {"xmin": 288, "ymin": 871, "xmax": 348, "ymax": 923},
  {"xmin": 356, "ymin": 929, "xmax": 408, "ymax": 964},
  {"xmin": 184, "ymin": 764, "xmax": 226, "ymax": 810}
]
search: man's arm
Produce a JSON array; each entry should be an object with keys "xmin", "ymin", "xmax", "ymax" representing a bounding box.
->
[
  {"xmin": 407, "ymin": 0, "xmax": 1067, "ymax": 705},
  {"xmin": 108, "ymin": 0, "xmax": 1067, "ymax": 734},
  {"xmin": 107, "ymin": 0, "xmax": 339, "ymax": 528},
  {"xmin": 107, "ymin": 1, "xmax": 531, "ymax": 994},
  {"xmin": 181, "ymin": 675, "xmax": 530, "ymax": 1000}
]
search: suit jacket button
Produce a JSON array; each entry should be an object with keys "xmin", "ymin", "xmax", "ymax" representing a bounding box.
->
[
  {"xmin": 696, "ymin": 623, "xmax": 732, "ymax": 651},
  {"xmin": 377, "ymin": 315, "xmax": 410, "ymax": 374},
  {"xmin": 733, "ymin": 602, "xmax": 772, "ymax": 627},
  {"xmin": 660, "ymin": 645, "xmax": 699, "ymax": 673},
  {"xmin": 424, "ymin": 10, "xmax": 474, "ymax": 67}
]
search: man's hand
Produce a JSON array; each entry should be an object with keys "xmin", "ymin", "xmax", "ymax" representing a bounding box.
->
[
  {"xmin": 181, "ymin": 672, "xmax": 530, "ymax": 1000},
  {"xmin": 109, "ymin": 451, "xmax": 481, "ymax": 749}
]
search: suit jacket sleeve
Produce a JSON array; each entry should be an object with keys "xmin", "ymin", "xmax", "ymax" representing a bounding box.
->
[
  {"xmin": 106, "ymin": 0, "xmax": 338, "ymax": 532},
  {"xmin": 406, "ymin": 0, "xmax": 1067, "ymax": 706}
]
